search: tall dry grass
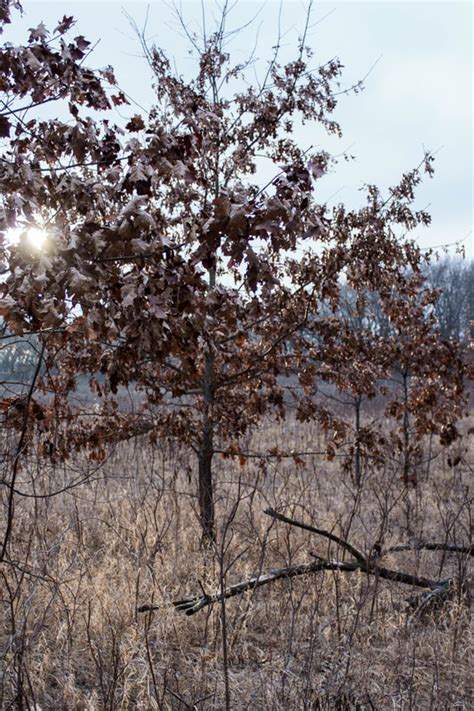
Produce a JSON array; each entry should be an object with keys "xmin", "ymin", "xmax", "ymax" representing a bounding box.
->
[{"xmin": 1, "ymin": 416, "xmax": 472, "ymax": 709}]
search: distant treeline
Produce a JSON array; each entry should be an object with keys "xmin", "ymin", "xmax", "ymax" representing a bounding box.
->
[
  {"xmin": 324, "ymin": 256, "xmax": 473, "ymax": 343},
  {"xmin": 422, "ymin": 256, "xmax": 473, "ymax": 342}
]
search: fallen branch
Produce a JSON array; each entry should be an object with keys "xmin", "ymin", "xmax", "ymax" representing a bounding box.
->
[
  {"xmin": 138, "ymin": 559, "xmax": 442, "ymax": 617},
  {"xmin": 263, "ymin": 507, "xmax": 367, "ymax": 564},
  {"xmin": 137, "ymin": 509, "xmax": 471, "ymax": 617},
  {"xmin": 139, "ymin": 560, "xmax": 361, "ymax": 616},
  {"xmin": 404, "ymin": 577, "xmax": 471, "ymax": 623}
]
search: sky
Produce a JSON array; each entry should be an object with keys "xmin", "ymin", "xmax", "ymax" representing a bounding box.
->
[{"xmin": 4, "ymin": 1, "xmax": 473, "ymax": 258}]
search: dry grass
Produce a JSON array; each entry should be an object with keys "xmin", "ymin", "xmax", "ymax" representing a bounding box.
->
[{"xmin": 1, "ymin": 416, "xmax": 473, "ymax": 709}]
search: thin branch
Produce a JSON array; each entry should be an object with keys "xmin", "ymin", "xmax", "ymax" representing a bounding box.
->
[
  {"xmin": 332, "ymin": 54, "xmax": 382, "ymax": 97},
  {"xmin": 1, "ymin": 95, "xmax": 61, "ymax": 116}
]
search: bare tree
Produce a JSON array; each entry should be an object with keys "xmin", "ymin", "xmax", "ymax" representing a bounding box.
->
[{"xmin": 423, "ymin": 257, "xmax": 473, "ymax": 342}]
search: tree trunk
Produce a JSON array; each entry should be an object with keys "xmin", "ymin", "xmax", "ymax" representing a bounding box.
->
[
  {"xmin": 198, "ymin": 424, "xmax": 215, "ymax": 544},
  {"xmin": 198, "ymin": 315, "xmax": 216, "ymax": 543}
]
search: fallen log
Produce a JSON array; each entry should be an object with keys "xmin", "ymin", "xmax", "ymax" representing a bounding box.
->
[{"xmin": 137, "ymin": 508, "xmax": 472, "ymax": 617}]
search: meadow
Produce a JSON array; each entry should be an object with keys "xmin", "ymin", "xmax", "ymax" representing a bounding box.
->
[{"xmin": 1, "ymin": 415, "xmax": 472, "ymax": 710}]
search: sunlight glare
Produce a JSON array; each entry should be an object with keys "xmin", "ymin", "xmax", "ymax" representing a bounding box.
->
[{"xmin": 25, "ymin": 227, "xmax": 49, "ymax": 250}]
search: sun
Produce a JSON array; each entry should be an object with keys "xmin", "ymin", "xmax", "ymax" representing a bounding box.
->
[
  {"xmin": 4, "ymin": 225, "xmax": 50, "ymax": 251},
  {"xmin": 25, "ymin": 226, "xmax": 49, "ymax": 250}
]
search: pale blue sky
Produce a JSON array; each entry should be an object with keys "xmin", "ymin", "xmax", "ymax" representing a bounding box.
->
[{"xmin": 6, "ymin": 1, "xmax": 473, "ymax": 257}]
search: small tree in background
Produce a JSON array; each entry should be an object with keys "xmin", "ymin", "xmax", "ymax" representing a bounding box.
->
[
  {"xmin": 0, "ymin": 0, "xmax": 467, "ymax": 550},
  {"xmin": 312, "ymin": 276, "xmax": 468, "ymax": 488}
]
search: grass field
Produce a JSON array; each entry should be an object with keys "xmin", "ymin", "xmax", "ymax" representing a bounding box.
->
[{"xmin": 1, "ymin": 415, "xmax": 472, "ymax": 709}]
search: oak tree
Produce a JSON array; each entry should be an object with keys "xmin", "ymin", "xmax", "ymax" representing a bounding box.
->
[{"xmin": 0, "ymin": 0, "xmax": 466, "ymax": 547}]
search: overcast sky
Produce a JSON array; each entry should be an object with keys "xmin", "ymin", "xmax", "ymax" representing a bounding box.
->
[{"xmin": 6, "ymin": 1, "xmax": 473, "ymax": 258}]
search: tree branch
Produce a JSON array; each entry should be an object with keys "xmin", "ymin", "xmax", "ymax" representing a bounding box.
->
[
  {"xmin": 138, "ymin": 557, "xmax": 446, "ymax": 617},
  {"xmin": 264, "ymin": 507, "xmax": 367, "ymax": 564},
  {"xmin": 137, "ymin": 508, "xmax": 472, "ymax": 616}
]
